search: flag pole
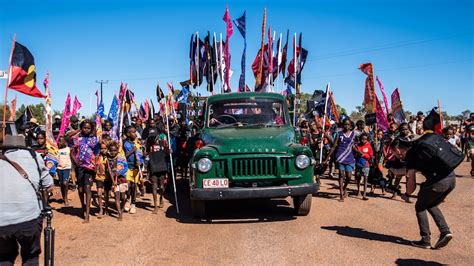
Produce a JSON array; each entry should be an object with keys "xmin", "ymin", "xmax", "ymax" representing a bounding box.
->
[
  {"xmin": 3, "ymin": 33, "xmax": 16, "ymax": 140},
  {"xmin": 219, "ymin": 33, "xmax": 225, "ymax": 94},
  {"xmin": 319, "ymin": 83, "xmax": 330, "ymax": 164},
  {"xmin": 292, "ymin": 33, "xmax": 297, "ymax": 127},
  {"xmin": 438, "ymin": 98, "xmax": 443, "ymax": 129},
  {"xmin": 196, "ymin": 32, "xmax": 200, "ymax": 97},
  {"xmin": 213, "ymin": 32, "xmax": 221, "ymax": 95},
  {"xmin": 165, "ymin": 94, "xmax": 180, "ymax": 214}
]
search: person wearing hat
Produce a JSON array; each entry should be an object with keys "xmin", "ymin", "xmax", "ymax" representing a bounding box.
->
[
  {"xmin": 26, "ymin": 118, "xmax": 41, "ymax": 147},
  {"xmin": 52, "ymin": 115, "xmax": 62, "ymax": 139}
]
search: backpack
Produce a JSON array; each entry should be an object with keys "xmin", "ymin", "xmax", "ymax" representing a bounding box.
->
[{"xmin": 413, "ymin": 133, "xmax": 464, "ymax": 180}]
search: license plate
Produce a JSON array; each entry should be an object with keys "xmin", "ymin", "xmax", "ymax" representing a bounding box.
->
[{"xmin": 203, "ymin": 178, "xmax": 229, "ymax": 188}]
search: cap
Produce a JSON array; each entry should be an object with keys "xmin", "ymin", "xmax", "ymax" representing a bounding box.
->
[
  {"xmin": 70, "ymin": 115, "xmax": 79, "ymax": 122},
  {"xmin": 29, "ymin": 118, "xmax": 38, "ymax": 125},
  {"xmin": 54, "ymin": 115, "xmax": 61, "ymax": 119}
]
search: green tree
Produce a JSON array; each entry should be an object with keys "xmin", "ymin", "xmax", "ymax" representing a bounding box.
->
[
  {"xmin": 0, "ymin": 104, "xmax": 12, "ymax": 122},
  {"xmin": 336, "ymin": 104, "xmax": 347, "ymax": 116},
  {"xmin": 16, "ymin": 103, "xmax": 46, "ymax": 125}
]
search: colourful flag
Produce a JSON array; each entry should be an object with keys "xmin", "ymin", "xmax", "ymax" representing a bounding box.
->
[
  {"xmin": 71, "ymin": 96, "xmax": 82, "ymax": 116},
  {"xmin": 156, "ymin": 83, "xmax": 164, "ymax": 102},
  {"xmin": 359, "ymin": 63, "xmax": 376, "ymax": 114},
  {"xmin": 107, "ymin": 95, "xmax": 119, "ymax": 126},
  {"xmin": 285, "ymin": 36, "xmax": 308, "ymax": 89},
  {"xmin": 376, "ymin": 76, "xmax": 390, "ymax": 115},
  {"xmin": 57, "ymin": 93, "xmax": 71, "ymax": 141},
  {"xmin": 327, "ymin": 91, "xmax": 340, "ymax": 123},
  {"xmin": 43, "ymin": 74, "xmax": 58, "ymax": 174},
  {"xmin": 375, "ymin": 95, "xmax": 389, "ymax": 131},
  {"xmin": 233, "ymin": 11, "xmax": 246, "ymax": 92},
  {"xmin": 280, "ymin": 30, "xmax": 289, "ymax": 77},
  {"xmin": 391, "ymin": 88, "xmax": 405, "ymax": 124},
  {"xmin": 255, "ymin": 8, "xmax": 266, "ymax": 90},
  {"xmin": 177, "ymin": 86, "xmax": 190, "ymax": 103},
  {"xmin": 9, "ymin": 96, "xmax": 17, "ymax": 121},
  {"xmin": 223, "ymin": 5, "xmax": 233, "ymax": 92},
  {"xmin": 267, "ymin": 27, "xmax": 273, "ymax": 87},
  {"xmin": 7, "ymin": 41, "xmax": 45, "ymax": 98}
]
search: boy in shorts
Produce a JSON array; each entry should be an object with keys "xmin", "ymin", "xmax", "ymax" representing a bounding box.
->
[{"xmin": 123, "ymin": 126, "xmax": 144, "ymax": 214}]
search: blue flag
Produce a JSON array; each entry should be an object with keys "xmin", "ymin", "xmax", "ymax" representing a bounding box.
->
[
  {"xmin": 97, "ymin": 100, "xmax": 105, "ymax": 118},
  {"xmin": 107, "ymin": 95, "xmax": 119, "ymax": 128},
  {"xmin": 233, "ymin": 11, "xmax": 246, "ymax": 92},
  {"xmin": 176, "ymin": 86, "xmax": 190, "ymax": 103}
]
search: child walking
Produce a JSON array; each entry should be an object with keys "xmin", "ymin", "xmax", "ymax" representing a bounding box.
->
[
  {"xmin": 57, "ymin": 136, "xmax": 72, "ymax": 206},
  {"xmin": 355, "ymin": 133, "xmax": 373, "ymax": 200},
  {"xmin": 95, "ymin": 140, "xmax": 109, "ymax": 218},
  {"xmin": 106, "ymin": 141, "xmax": 128, "ymax": 221},
  {"xmin": 123, "ymin": 126, "xmax": 144, "ymax": 214},
  {"xmin": 71, "ymin": 120, "xmax": 99, "ymax": 223},
  {"xmin": 147, "ymin": 134, "xmax": 169, "ymax": 213}
]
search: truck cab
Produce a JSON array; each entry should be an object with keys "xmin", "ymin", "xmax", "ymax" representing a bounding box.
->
[{"xmin": 189, "ymin": 92, "xmax": 318, "ymax": 217}]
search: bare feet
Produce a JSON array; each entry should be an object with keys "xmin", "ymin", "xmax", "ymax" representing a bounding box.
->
[
  {"xmin": 338, "ymin": 198, "xmax": 344, "ymax": 202},
  {"xmin": 152, "ymin": 208, "xmax": 159, "ymax": 214}
]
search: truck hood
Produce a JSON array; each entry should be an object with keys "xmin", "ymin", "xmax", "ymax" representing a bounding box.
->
[{"xmin": 202, "ymin": 126, "xmax": 294, "ymax": 155}]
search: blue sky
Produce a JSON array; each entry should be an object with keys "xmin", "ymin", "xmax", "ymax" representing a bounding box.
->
[{"xmin": 1, "ymin": 0, "xmax": 472, "ymax": 116}]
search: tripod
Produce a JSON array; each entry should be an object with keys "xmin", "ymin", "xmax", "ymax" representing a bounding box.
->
[{"xmin": 43, "ymin": 205, "xmax": 55, "ymax": 266}]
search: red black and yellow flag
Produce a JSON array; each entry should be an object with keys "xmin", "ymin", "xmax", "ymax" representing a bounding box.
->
[{"xmin": 8, "ymin": 42, "xmax": 45, "ymax": 98}]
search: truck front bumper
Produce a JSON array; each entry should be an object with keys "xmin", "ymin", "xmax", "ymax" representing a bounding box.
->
[{"xmin": 190, "ymin": 183, "xmax": 319, "ymax": 200}]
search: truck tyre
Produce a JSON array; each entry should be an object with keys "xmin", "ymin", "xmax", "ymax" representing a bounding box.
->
[
  {"xmin": 191, "ymin": 200, "xmax": 207, "ymax": 218},
  {"xmin": 293, "ymin": 194, "xmax": 312, "ymax": 216}
]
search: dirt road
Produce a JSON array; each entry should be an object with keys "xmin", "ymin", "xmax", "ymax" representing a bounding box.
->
[{"xmin": 44, "ymin": 162, "xmax": 474, "ymax": 265}]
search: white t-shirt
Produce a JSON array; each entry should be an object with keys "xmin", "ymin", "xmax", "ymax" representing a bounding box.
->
[{"xmin": 57, "ymin": 147, "xmax": 72, "ymax": 170}]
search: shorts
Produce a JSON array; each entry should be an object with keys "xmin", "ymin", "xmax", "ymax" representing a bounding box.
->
[
  {"xmin": 115, "ymin": 183, "xmax": 128, "ymax": 193},
  {"xmin": 96, "ymin": 179, "xmax": 112, "ymax": 190},
  {"xmin": 57, "ymin": 169, "xmax": 71, "ymax": 184},
  {"xmin": 356, "ymin": 167, "xmax": 370, "ymax": 177},
  {"xmin": 76, "ymin": 167, "xmax": 95, "ymax": 187},
  {"xmin": 126, "ymin": 169, "xmax": 140, "ymax": 183},
  {"xmin": 150, "ymin": 172, "xmax": 166, "ymax": 184},
  {"xmin": 337, "ymin": 163, "xmax": 354, "ymax": 172}
]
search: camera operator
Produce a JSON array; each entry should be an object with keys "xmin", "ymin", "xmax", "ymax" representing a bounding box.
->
[
  {"xmin": 0, "ymin": 136, "xmax": 54, "ymax": 265},
  {"xmin": 390, "ymin": 136, "xmax": 455, "ymax": 250}
]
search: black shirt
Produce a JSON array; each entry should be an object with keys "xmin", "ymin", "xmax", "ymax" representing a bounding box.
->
[{"xmin": 405, "ymin": 146, "xmax": 454, "ymax": 183}]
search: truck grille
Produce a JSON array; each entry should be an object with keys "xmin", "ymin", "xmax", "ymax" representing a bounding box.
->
[{"xmin": 232, "ymin": 158, "xmax": 277, "ymax": 177}]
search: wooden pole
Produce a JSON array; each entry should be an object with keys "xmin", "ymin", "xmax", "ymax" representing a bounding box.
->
[{"xmin": 3, "ymin": 34, "xmax": 16, "ymax": 140}]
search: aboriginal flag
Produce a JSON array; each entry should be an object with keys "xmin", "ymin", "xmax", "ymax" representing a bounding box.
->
[{"xmin": 8, "ymin": 42, "xmax": 45, "ymax": 98}]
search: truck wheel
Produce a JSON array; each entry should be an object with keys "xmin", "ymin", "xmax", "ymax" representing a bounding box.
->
[
  {"xmin": 293, "ymin": 194, "xmax": 312, "ymax": 216},
  {"xmin": 191, "ymin": 200, "xmax": 207, "ymax": 218}
]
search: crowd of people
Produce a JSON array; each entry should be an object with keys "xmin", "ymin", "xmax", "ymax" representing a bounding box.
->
[
  {"xmin": 298, "ymin": 112, "xmax": 474, "ymax": 202},
  {"xmin": 1, "ymin": 103, "xmax": 472, "ymax": 265},
  {"xmin": 19, "ymin": 113, "xmax": 202, "ymax": 223}
]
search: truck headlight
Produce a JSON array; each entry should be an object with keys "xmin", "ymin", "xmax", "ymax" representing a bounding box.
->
[
  {"xmin": 295, "ymin": 154, "xmax": 310, "ymax": 169},
  {"xmin": 197, "ymin": 158, "xmax": 212, "ymax": 173}
]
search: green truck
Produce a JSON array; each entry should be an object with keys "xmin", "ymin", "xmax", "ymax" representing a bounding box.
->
[{"xmin": 189, "ymin": 92, "xmax": 318, "ymax": 218}]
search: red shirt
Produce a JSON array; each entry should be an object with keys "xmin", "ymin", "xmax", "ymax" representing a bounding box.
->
[{"xmin": 356, "ymin": 142, "xmax": 373, "ymax": 166}]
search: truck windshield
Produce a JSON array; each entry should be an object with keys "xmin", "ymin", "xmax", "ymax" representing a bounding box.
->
[{"xmin": 207, "ymin": 98, "xmax": 289, "ymax": 128}]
